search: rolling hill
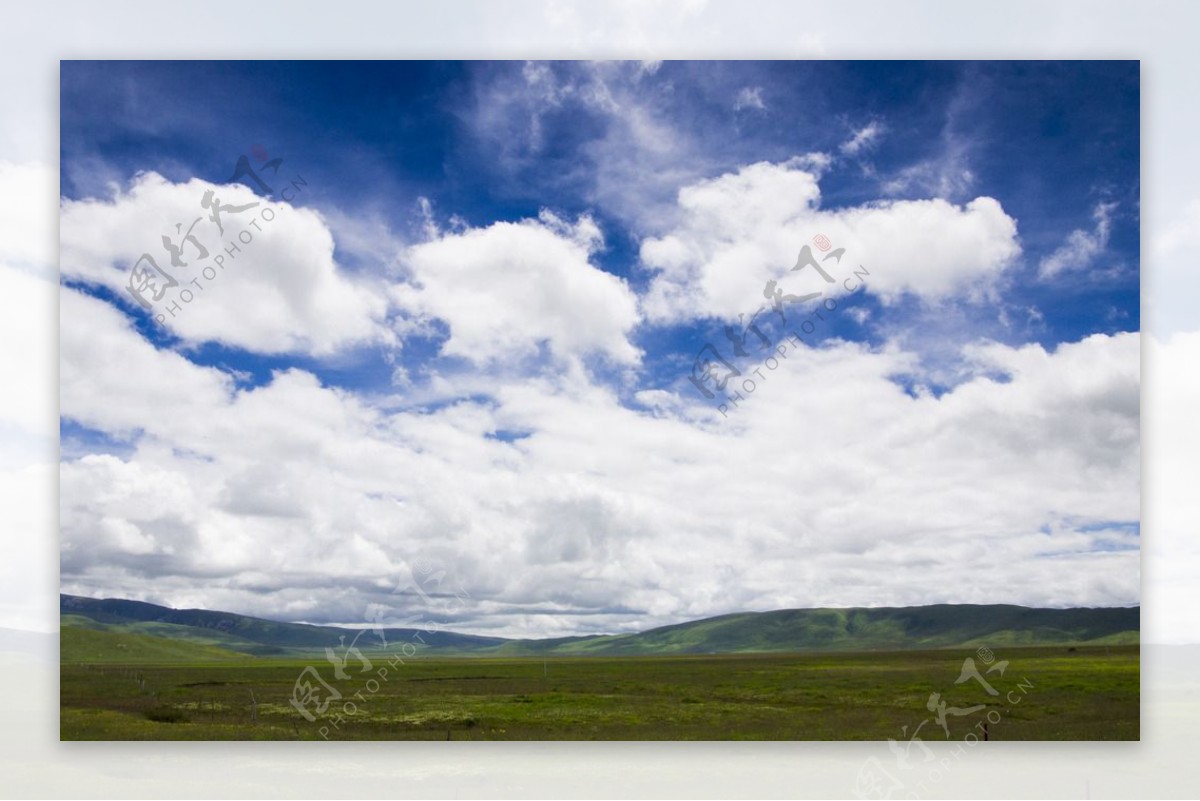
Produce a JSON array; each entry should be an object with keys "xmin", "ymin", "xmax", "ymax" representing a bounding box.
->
[
  {"xmin": 60, "ymin": 624, "xmax": 251, "ymax": 663},
  {"xmin": 60, "ymin": 594, "xmax": 1139, "ymax": 661},
  {"xmin": 494, "ymin": 605, "xmax": 1141, "ymax": 656},
  {"xmin": 60, "ymin": 594, "xmax": 506, "ymax": 656}
]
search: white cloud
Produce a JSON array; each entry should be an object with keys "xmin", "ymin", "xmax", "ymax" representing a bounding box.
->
[
  {"xmin": 393, "ymin": 211, "xmax": 642, "ymax": 367},
  {"xmin": 1039, "ymin": 201, "xmax": 1117, "ymax": 278},
  {"xmin": 840, "ymin": 120, "xmax": 883, "ymax": 156},
  {"xmin": 47, "ymin": 81, "xmax": 1132, "ymax": 640},
  {"xmin": 734, "ymin": 86, "xmax": 766, "ymax": 112},
  {"xmin": 59, "ymin": 280, "xmax": 1139, "ymax": 635},
  {"xmin": 59, "ymin": 172, "xmax": 393, "ymax": 356},
  {"xmin": 882, "ymin": 155, "xmax": 974, "ymax": 199},
  {"xmin": 61, "ymin": 289, "xmax": 235, "ymax": 438},
  {"xmin": 465, "ymin": 61, "xmax": 716, "ymax": 233},
  {"xmin": 641, "ymin": 159, "xmax": 1021, "ymax": 322},
  {"xmin": 879, "ymin": 77, "xmax": 980, "ymax": 199}
]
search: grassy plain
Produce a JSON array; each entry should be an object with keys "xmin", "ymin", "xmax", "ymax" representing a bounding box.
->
[{"xmin": 60, "ymin": 642, "xmax": 1138, "ymax": 741}]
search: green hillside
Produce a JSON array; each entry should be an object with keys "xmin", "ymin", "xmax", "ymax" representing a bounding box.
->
[
  {"xmin": 60, "ymin": 594, "xmax": 1139, "ymax": 661},
  {"xmin": 60, "ymin": 623, "xmax": 251, "ymax": 663},
  {"xmin": 60, "ymin": 594, "xmax": 504, "ymax": 654},
  {"xmin": 506, "ymin": 605, "xmax": 1141, "ymax": 656},
  {"xmin": 62, "ymin": 613, "xmax": 291, "ymax": 656}
]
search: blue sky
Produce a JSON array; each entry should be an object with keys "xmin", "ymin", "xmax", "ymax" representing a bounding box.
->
[
  {"xmin": 60, "ymin": 62, "xmax": 1140, "ymax": 404},
  {"xmin": 58, "ymin": 61, "xmax": 1140, "ymax": 635}
]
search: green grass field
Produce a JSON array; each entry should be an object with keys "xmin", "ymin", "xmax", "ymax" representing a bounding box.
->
[{"xmin": 60, "ymin": 644, "xmax": 1138, "ymax": 741}]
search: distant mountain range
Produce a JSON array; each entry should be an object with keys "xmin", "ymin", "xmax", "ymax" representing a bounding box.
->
[{"xmin": 59, "ymin": 594, "xmax": 1139, "ymax": 662}]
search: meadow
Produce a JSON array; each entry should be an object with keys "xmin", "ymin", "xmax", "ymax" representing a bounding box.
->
[{"xmin": 60, "ymin": 645, "xmax": 1138, "ymax": 741}]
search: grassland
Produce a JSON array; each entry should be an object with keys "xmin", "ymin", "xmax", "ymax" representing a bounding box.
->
[{"xmin": 61, "ymin": 643, "xmax": 1139, "ymax": 741}]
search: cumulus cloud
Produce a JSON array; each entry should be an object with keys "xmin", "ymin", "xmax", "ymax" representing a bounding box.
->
[
  {"xmin": 51, "ymin": 73, "xmax": 1135, "ymax": 638},
  {"xmin": 60, "ymin": 288, "xmax": 235, "ymax": 438},
  {"xmin": 392, "ymin": 211, "xmax": 642, "ymax": 367},
  {"xmin": 640, "ymin": 159, "xmax": 1021, "ymax": 323},
  {"xmin": 60, "ymin": 279, "xmax": 1139, "ymax": 636},
  {"xmin": 1039, "ymin": 201, "xmax": 1117, "ymax": 278},
  {"xmin": 59, "ymin": 172, "xmax": 393, "ymax": 356}
]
